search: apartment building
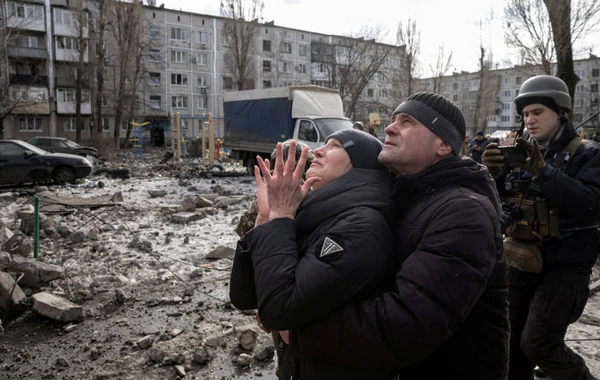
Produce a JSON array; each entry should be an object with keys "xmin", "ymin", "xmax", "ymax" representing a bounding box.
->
[
  {"xmin": 417, "ymin": 55, "xmax": 600, "ymax": 138},
  {"xmin": 1, "ymin": 1, "xmax": 406, "ymax": 141}
]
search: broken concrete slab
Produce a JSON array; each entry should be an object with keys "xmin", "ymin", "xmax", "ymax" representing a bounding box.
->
[
  {"xmin": 137, "ymin": 335, "xmax": 154, "ymax": 349},
  {"xmin": 234, "ymin": 325, "xmax": 259, "ymax": 350},
  {"xmin": 7, "ymin": 255, "xmax": 64, "ymax": 287},
  {"xmin": 197, "ymin": 193, "xmax": 220, "ymax": 202},
  {"xmin": 178, "ymin": 197, "xmax": 197, "ymax": 212},
  {"xmin": 205, "ymin": 246, "xmax": 235, "ymax": 260},
  {"xmin": 110, "ymin": 192, "xmax": 124, "ymax": 203},
  {"xmin": 31, "ymin": 292, "xmax": 83, "ymax": 322},
  {"xmin": 193, "ymin": 347, "xmax": 213, "ymax": 365},
  {"xmin": 171, "ymin": 212, "xmax": 206, "ymax": 224},
  {"xmin": 2, "ymin": 232, "xmax": 32, "ymax": 258},
  {"xmin": 0, "ymin": 226, "xmax": 14, "ymax": 245},
  {"xmin": 195, "ymin": 197, "xmax": 214, "ymax": 208},
  {"xmin": 0, "ymin": 271, "xmax": 27, "ymax": 311}
]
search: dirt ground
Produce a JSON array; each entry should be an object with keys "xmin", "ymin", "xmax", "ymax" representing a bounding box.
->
[{"xmin": 1, "ymin": 147, "xmax": 599, "ymax": 380}]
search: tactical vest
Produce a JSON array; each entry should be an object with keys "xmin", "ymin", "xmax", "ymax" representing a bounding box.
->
[{"xmin": 506, "ymin": 137, "xmax": 584, "ymax": 241}]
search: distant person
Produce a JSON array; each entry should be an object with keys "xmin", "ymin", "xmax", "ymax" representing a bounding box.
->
[
  {"xmin": 461, "ymin": 136, "xmax": 471, "ymax": 157},
  {"xmin": 366, "ymin": 122, "xmax": 379, "ymax": 138},
  {"xmin": 352, "ymin": 121, "xmax": 365, "ymax": 131},
  {"xmin": 593, "ymin": 130, "xmax": 600, "ymax": 142},
  {"xmin": 469, "ymin": 130, "xmax": 489, "ymax": 163}
]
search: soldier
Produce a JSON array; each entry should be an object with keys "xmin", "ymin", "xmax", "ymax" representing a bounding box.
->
[{"xmin": 483, "ymin": 75, "xmax": 600, "ymax": 380}]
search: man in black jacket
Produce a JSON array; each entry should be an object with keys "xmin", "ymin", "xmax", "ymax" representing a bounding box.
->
[
  {"xmin": 470, "ymin": 129, "xmax": 489, "ymax": 163},
  {"xmin": 483, "ymin": 75, "xmax": 600, "ymax": 380},
  {"xmin": 259, "ymin": 92, "xmax": 509, "ymax": 379}
]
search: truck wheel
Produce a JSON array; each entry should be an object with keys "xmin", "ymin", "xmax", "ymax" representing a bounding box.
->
[
  {"xmin": 53, "ymin": 167, "xmax": 76, "ymax": 185},
  {"xmin": 246, "ymin": 158, "xmax": 257, "ymax": 175}
]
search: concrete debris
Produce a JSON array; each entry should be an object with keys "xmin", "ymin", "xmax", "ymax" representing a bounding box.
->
[
  {"xmin": 87, "ymin": 228, "xmax": 100, "ymax": 240},
  {"xmin": 174, "ymin": 365, "xmax": 186, "ymax": 377},
  {"xmin": 70, "ymin": 231, "xmax": 86, "ymax": 244},
  {"xmin": 205, "ymin": 246, "xmax": 235, "ymax": 260},
  {"xmin": 235, "ymin": 353, "xmax": 253, "ymax": 367},
  {"xmin": 234, "ymin": 325, "xmax": 259, "ymax": 350},
  {"xmin": 2, "ymin": 232, "xmax": 33, "ymax": 258},
  {"xmin": 56, "ymin": 358, "xmax": 69, "ymax": 367},
  {"xmin": 171, "ymin": 212, "xmax": 206, "ymax": 224},
  {"xmin": 0, "ymin": 251, "xmax": 11, "ymax": 271},
  {"xmin": 137, "ymin": 335, "xmax": 155, "ymax": 349},
  {"xmin": 148, "ymin": 348, "xmax": 166, "ymax": 363},
  {"xmin": 115, "ymin": 288, "xmax": 130, "ymax": 303},
  {"xmin": 171, "ymin": 328, "xmax": 183, "ymax": 337},
  {"xmin": 31, "ymin": 292, "xmax": 83, "ymax": 322},
  {"xmin": 0, "ymin": 226, "xmax": 14, "ymax": 245},
  {"xmin": 57, "ymin": 225, "xmax": 73, "ymax": 236},
  {"xmin": 110, "ymin": 192, "xmax": 124, "ymax": 203},
  {"xmin": 148, "ymin": 190, "xmax": 167, "ymax": 198},
  {"xmin": 195, "ymin": 196, "xmax": 213, "ymax": 208},
  {"xmin": 7, "ymin": 255, "xmax": 64, "ymax": 287},
  {"xmin": 0, "ymin": 271, "xmax": 27, "ymax": 311},
  {"xmin": 164, "ymin": 353, "xmax": 186, "ymax": 365},
  {"xmin": 193, "ymin": 347, "xmax": 213, "ymax": 365},
  {"xmin": 253, "ymin": 339, "xmax": 276, "ymax": 362},
  {"xmin": 178, "ymin": 197, "xmax": 197, "ymax": 212}
]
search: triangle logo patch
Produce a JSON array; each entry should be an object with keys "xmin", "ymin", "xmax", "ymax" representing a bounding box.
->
[{"xmin": 320, "ymin": 237, "xmax": 344, "ymax": 258}]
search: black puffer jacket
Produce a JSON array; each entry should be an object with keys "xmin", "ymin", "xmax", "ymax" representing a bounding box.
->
[
  {"xmin": 229, "ymin": 168, "xmax": 397, "ymax": 380},
  {"xmin": 516, "ymin": 122, "xmax": 600, "ymax": 266},
  {"xmin": 291, "ymin": 156, "xmax": 510, "ymax": 380}
]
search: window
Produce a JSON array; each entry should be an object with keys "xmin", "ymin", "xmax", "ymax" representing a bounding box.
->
[
  {"xmin": 299, "ymin": 44, "xmax": 307, "ymax": 56},
  {"xmin": 170, "ymin": 28, "xmax": 189, "ymax": 41},
  {"xmin": 575, "ymin": 99, "xmax": 584, "ymax": 107},
  {"xmin": 263, "ymin": 60, "xmax": 272, "ymax": 72},
  {"xmin": 63, "ymin": 118, "xmax": 77, "ymax": 131},
  {"xmin": 298, "ymin": 64, "xmax": 306, "ymax": 74},
  {"xmin": 282, "ymin": 42, "xmax": 292, "ymax": 54},
  {"xmin": 149, "ymin": 96, "xmax": 161, "ymax": 109},
  {"xmin": 453, "ymin": 83, "xmax": 458, "ymax": 90},
  {"xmin": 379, "ymin": 90, "xmax": 388, "ymax": 99},
  {"xmin": 573, "ymin": 113, "xmax": 583, "ymax": 122},
  {"xmin": 515, "ymin": 90, "xmax": 520, "ymax": 96},
  {"xmin": 501, "ymin": 116, "xmax": 510, "ymax": 122},
  {"xmin": 593, "ymin": 69, "xmax": 599, "ymax": 78},
  {"xmin": 516, "ymin": 76, "xmax": 522, "ymax": 84},
  {"xmin": 14, "ymin": 35, "xmax": 39, "ymax": 48},
  {"xmin": 149, "ymin": 49, "xmax": 161, "ymax": 62},
  {"xmin": 263, "ymin": 40, "xmax": 271, "ymax": 52},
  {"xmin": 57, "ymin": 89, "xmax": 75, "ymax": 102},
  {"xmin": 196, "ymin": 53, "xmax": 208, "ymax": 66},
  {"xmin": 298, "ymin": 120, "xmax": 318, "ymax": 142},
  {"xmin": 502, "ymin": 103, "xmax": 511, "ymax": 110},
  {"xmin": 592, "ymin": 84, "xmax": 599, "ymax": 92},
  {"xmin": 576, "ymin": 85, "xmax": 584, "ymax": 92},
  {"xmin": 171, "ymin": 96, "xmax": 188, "ymax": 108},
  {"xmin": 197, "ymin": 75, "xmax": 208, "ymax": 87},
  {"xmin": 197, "ymin": 31, "xmax": 208, "ymax": 43},
  {"xmin": 8, "ymin": 2, "xmax": 43, "ymax": 20},
  {"xmin": 502, "ymin": 90, "xmax": 511, "ymax": 98},
  {"xmin": 18, "ymin": 117, "xmax": 42, "ymax": 132},
  {"xmin": 282, "ymin": 62, "xmax": 289, "ymax": 72},
  {"xmin": 148, "ymin": 72, "xmax": 160, "ymax": 85},
  {"xmin": 367, "ymin": 89, "xmax": 373, "ymax": 97},
  {"xmin": 393, "ymin": 58, "xmax": 400, "ymax": 67},
  {"xmin": 54, "ymin": 8, "xmax": 83, "ymax": 25},
  {"xmin": 101, "ymin": 93, "xmax": 108, "ymax": 106},
  {"xmin": 102, "ymin": 118, "xmax": 110, "ymax": 131},
  {"xmin": 170, "ymin": 50, "xmax": 186, "ymax": 63},
  {"xmin": 223, "ymin": 77, "xmax": 233, "ymax": 90},
  {"xmin": 576, "ymin": 70, "xmax": 585, "ymax": 78},
  {"xmin": 56, "ymin": 36, "xmax": 80, "ymax": 50},
  {"xmin": 463, "ymin": 82, "xmax": 468, "ymax": 89},
  {"xmin": 121, "ymin": 121, "xmax": 129, "ymax": 131},
  {"xmin": 197, "ymin": 96, "xmax": 207, "ymax": 109},
  {"xmin": 503, "ymin": 77, "xmax": 510, "ymax": 85},
  {"xmin": 263, "ymin": 80, "xmax": 272, "ymax": 88},
  {"xmin": 149, "ymin": 25, "xmax": 161, "ymax": 38},
  {"xmin": 452, "ymin": 94, "xmax": 459, "ymax": 102},
  {"xmin": 171, "ymin": 73, "xmax": 188, "ymax": 86}
]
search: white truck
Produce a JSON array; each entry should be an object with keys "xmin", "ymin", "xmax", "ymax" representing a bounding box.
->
[{"xmin": 223, "ymin": 85, "xmax": 352, "ymax": 173}]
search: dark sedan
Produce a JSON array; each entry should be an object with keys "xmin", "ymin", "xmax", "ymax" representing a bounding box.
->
[
  {"xmin": 0, "ymin": 140, "xmax": 92, "ymax": 185},
  {"xmin": 28, "ymin": 137, "xmax": 99, "ymax": 158}
]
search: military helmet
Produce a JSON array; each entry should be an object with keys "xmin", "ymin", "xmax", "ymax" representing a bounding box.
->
[{"xmin": 514, "ymin": 75, "xmax": 572, "ymax": 115}]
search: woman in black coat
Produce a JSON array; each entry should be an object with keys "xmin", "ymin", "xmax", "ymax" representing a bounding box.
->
[{"xmin": 230, "ymin": 129, "xmax": 396, "ymax": 380}]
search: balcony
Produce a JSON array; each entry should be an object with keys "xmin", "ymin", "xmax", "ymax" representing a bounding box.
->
[
  {"xmin": 55, "ymin": 48, "xmax": 88, "ymax": 62},
  {"xmin": 10, "ymin": 101, "xmax": 51, "ymax": 115},
  {"xmin": 57, "ymin": 101, "xmax": 91, "ymax": 115},
  {"xmin": 9, "ymin": 74, "xmax": 48, "ymax": 87},
  {"xmin": 54, "ymin": 24, "xmax": 88, "ymax": 38},
  {"xmin": 55, "ymin": 77, "xmax": 91, "ymax": 88},
  {"xmin": 7, "ymin": 17, "xmax": 45, "ymax": 32},
  {"xmin": 8, "ymin": 46, "xmax": 48, "ymax": 59}
]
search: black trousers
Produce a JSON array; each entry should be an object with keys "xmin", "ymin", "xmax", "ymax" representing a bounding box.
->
[{"xmin": 508, "ymin": 265, "xmax": 594, "ymax": 380}]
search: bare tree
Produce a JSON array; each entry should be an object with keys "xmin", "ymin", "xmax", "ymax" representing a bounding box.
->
[
  {"xmin": 396, "ymin": 18, "xmax": 420, "ymax": 97},
  {"xmin": 220, "ymin": 0, "xmax": 264, "ymax": 91},
  {"xmin": 429, "ymin": 45, "xmax": 453, "ymax": 94},
  {"xmin": 69, "ymin": 0, "xmax": 90, "ymax": 143},
  {"xmin": 92, "ymin": 0, "xmax": 107, "ymax": 138}
]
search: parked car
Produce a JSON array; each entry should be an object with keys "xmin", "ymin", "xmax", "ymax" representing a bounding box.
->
[
  {"xmin": 28, "ymin": 137, "xmax": 99, "ymax": 158},
  {"xmin": 0, "ymin": 140, "xmax": 92, "ymax": 186}
]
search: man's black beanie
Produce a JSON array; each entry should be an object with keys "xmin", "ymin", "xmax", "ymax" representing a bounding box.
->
[
  {"xmin": 392, "ymin": 92, "xmax": 466, "ymax": 155},
  {"xmin": 326, "ymin": 129, "xmax": 387, "ymax": 171}
]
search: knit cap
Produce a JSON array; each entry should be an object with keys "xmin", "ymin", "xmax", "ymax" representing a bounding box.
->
[
  {"xmin": 326, "ymin": 129, "xmax": 386, "ymax": 171},
  {"xmin": 392, "ymin": 92, "xmax": 466, "ymax": 155}
]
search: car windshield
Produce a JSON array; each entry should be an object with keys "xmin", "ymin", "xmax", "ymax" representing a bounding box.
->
[
  {"xmin": 313, "ymin": 118, "xmax": 353, "ymax": 139},
  {"xmin": 64, "ymin": 139, "xmax": 80, "ymax": 148}
]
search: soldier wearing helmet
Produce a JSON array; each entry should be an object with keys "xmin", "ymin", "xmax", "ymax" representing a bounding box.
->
[{"xmin": 483, "ymin": 75, "xmax": 600, "ymax": 380}]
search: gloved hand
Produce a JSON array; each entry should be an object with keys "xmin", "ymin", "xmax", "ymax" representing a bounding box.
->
[
  {"xmin": 482, "ymin": 143, "xmax": 504, "ymax": 178},
  {"xmin": 515, "ymin": 138, "xmax": 546, "ymax": 180}
]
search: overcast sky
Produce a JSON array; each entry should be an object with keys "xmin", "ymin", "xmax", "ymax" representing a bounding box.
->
[{"xmin": 161, "ymin": 0, "xmax": 599, "ymax": 76}]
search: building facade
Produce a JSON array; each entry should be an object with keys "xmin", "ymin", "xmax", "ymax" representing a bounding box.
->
[{"xmin": 1, "ymin": 0, "xmax": 407, "ymax": 142}]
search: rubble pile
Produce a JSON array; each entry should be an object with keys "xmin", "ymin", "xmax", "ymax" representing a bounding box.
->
[{"xmin": 0, "ymin": 148, "xmax": 276, "ymax": 380}]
